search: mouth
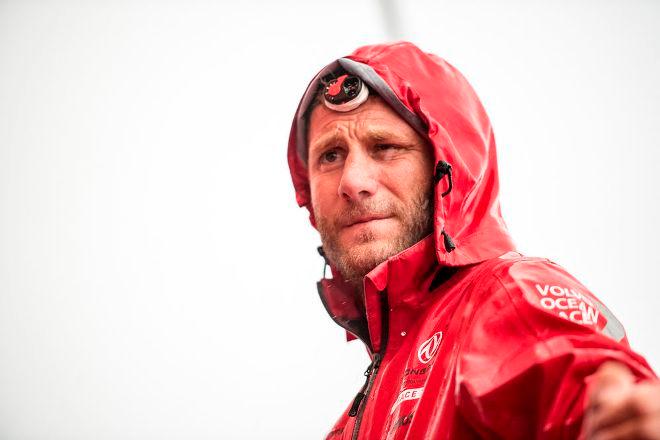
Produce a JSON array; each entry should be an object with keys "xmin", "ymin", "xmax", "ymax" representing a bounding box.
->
[{"xmin": 344, "ymin": 215, "xmax": 392, "ymax": 228}]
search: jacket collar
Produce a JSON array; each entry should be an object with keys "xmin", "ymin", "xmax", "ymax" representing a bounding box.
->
[
  {"xmin": 318, "ymin": 235, "xmax": 438, "ymax": 353},
  {"xmin": 364, "ymin": 234, "xmax": 437, "ymax": 302}
]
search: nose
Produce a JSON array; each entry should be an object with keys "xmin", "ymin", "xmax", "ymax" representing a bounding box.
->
[{"xmin": 337, "ymin": 150, "xmax": 378, "ymax": 201}]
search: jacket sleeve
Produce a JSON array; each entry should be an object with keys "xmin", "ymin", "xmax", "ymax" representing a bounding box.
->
[{"xmin": 455, "ymin": 257, "xmax": 657, "ymax": 440}]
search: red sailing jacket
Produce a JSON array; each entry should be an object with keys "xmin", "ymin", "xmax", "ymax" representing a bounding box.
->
[{"xmin": 287, "ymin": 42, "xmax": 656, "ymax": 439}]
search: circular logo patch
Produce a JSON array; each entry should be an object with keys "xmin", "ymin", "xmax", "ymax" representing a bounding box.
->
[{"xmin": 417, "ymin": 331, "xmax": 443, "ymax": 364}]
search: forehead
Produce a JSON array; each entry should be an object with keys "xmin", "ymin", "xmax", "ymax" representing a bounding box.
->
[{"xmin": 308, "ymin": 96, "xmax": 419, "ymax": 149}]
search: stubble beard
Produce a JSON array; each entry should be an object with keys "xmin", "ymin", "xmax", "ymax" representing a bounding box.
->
[{"xmin": 315, "ymin": 189, "xmax": 434, "ymax": 285}]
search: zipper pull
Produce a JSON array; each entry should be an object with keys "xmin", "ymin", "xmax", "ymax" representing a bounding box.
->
[
  {"xmin": 348, "ymin": 392, "xmax": 365, "ymax": 417},
  {"xmin": 348, "ymin": 354, "xmax": 382, "ymax": 417}
]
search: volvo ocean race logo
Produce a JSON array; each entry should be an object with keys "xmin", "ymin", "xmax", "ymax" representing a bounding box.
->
[{"xmin": 417, "ymin": 331, "xmax": 443, "ymax": 364}]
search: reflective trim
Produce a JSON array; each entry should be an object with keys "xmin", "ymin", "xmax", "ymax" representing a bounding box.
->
[{"xmin": 592, "ymin": 296, "xmax": 626, "ymax": 342}]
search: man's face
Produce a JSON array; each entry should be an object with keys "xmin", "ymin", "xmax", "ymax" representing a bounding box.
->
[{"xmin": 308, "ymin": 96, "xmax": 434, "ymax": 283}]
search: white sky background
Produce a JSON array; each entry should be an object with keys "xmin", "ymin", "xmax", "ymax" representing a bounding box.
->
[{"xmin": 0, "ymin": 0, "xmax": 658, "ymax": 438}]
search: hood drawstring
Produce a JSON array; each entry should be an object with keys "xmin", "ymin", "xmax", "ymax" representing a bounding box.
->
[
  {"xmin": 435, "ymin": 161, "xmax": 456, "ymax": 253},
  {"xmin": 318, "ymin": 246, "xmax": 330, "ymax": 278},
  {"xmin": 441, "ymin": 229, "xmax": 456, "ymax": 253},
  {"xmin": 434, "ymin": 160, "xmax": 453, "ymax": 197}
]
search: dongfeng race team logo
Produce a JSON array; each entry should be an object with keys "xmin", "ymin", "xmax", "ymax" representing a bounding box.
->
[{"xmin": 417, "ymin": 331, "xmax": 443, "ymax": 364}]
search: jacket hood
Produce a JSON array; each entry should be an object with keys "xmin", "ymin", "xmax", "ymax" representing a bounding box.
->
[{"xmin": 287, "ymin": 41, "xmax": 515, "ymax": 269}]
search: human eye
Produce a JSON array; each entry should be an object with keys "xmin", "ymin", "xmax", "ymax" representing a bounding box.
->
[
  {"xmin": 373, "ymin": 143, "xmax": 405, "ymax": 158},
  {"xmin": 317, "ymin": 147, "xmax": 344, "ymax": 166},
  {"xmin": 375, "ymin": 143, "xmax": 398, "ymax": 151},
  {"xmin": 321, "ymin": 150, "xmax": 338, "ymax": 162}
]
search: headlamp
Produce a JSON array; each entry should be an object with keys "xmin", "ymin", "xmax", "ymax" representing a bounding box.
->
[{"xmin": 323, "ymin": 74, "xmax": 369, "ymax": 112}]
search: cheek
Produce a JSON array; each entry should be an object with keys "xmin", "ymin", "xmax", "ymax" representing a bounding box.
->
[
  {"xmin": 384, "ymin": 159, "xmax": 433, "ymax": 196},
  {"xmin": 309, "ymin": 175, "xmax": 339, "ymax": 217}
]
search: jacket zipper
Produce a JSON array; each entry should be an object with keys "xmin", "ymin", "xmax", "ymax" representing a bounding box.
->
[
  {"xmin": 348, "ymin": 288, "xmax": 390, "ymax": 440},
  {"xmin": 348, "ymin": 352, "xmax": 382, "ymax": 440}
]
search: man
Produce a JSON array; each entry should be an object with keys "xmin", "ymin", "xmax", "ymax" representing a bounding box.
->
[{"xmin": 287, "ymin": 42, "xmax": 660, "ymax": 439}]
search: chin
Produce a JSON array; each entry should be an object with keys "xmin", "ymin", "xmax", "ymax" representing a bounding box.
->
[
  {"xmin": 323, "ymin": 220, "xmax": 423, "ymax": 282},
  {"xmin": 338, "ymin": 238, "xmax": 402, "ymax": 279}
]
